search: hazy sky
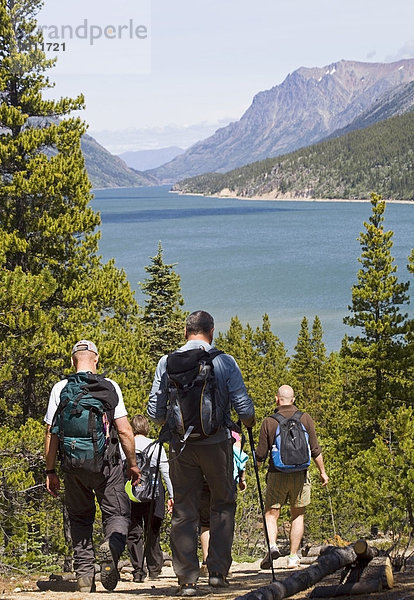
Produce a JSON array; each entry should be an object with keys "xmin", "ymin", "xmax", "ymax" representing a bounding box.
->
[{"xmin": 39, "ymin": 0, "xmax": 414, "ymax": 150}]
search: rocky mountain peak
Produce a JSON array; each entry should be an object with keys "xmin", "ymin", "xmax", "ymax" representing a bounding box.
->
[{"xmin": 149, "ymin": 58, "xmax": 414, "ymax": 183}]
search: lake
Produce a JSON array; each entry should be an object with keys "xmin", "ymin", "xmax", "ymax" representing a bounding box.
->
[{"xmin": 91, "ymin": 186, "xmax": 413, "ymax": 353}]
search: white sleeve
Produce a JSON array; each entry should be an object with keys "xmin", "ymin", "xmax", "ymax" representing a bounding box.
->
[
  {"xmin": 159, "ymin": 446, "xmax": 174, "ymax": 498},
  {"xmin": 44, "ymin": 380, "xmax": 67, "ymax": 425},
  {"xmin": 108, "ymin": 379, "xmax": 128, "ymax": 419}
]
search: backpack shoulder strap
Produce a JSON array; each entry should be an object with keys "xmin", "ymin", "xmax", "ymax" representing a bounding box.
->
[
  {"xmin": 142, "ymin": 439, "xmax": 158, "ymax": 459},
  {"xmin": 270, "ymin": 412, "xmax": 286, "ymax": 424},
  {"xmin": 291, "ymin": 410, "xmax": 303, "ymax": 421},
  {"xmin": 209, "ymin": 349, "xmax": 225, "ymax": 360}
]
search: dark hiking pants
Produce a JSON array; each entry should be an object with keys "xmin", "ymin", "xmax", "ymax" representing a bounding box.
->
[
  {"xmin": 169, "ymin": 438, "xmax": 236, "ymax": 584},
  {"xmin": 64, "ymin": 462, "xmax": 130, "ymax": 578},
  {"xmin": 127, "ymin": 502, "xmax": 164, "ymax": 578}
]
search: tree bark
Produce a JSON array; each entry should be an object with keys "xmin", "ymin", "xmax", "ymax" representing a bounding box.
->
[
  {"xmin": 235, "ymin": 546, "xmax": 357, "ymax": 600},
  {"xmin": 300, "ymin": 556, "xmax": 318, "ymax": 565},
  {"xmin": 302, "ymin": 544, "xmax": 331, "ymax": 557},
  {"xmin": 310, "ymin": 580, "xmax": 382, "ymax": 597},
  {"xmin": 360, "ymin": 556, "xmax": 393, "ymax": 589},
  {"xmin": 309, "ymin": 554, "xmax": 393, "ymax": 597}
]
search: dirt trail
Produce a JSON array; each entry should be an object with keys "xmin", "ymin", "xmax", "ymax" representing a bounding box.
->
[{"xmin": 2, "ymin": 558, "xmax": 414, "ymax": 600}]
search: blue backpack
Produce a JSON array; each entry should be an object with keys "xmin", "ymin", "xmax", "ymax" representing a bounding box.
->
[{"xmin": 270, "ymin": 411, "xmax": 311, "ymax": 472}]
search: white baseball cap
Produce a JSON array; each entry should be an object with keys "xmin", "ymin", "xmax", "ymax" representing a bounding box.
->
[{"xmin": 71, "ymin": 340, "xmax": 98, "ymax": 355}]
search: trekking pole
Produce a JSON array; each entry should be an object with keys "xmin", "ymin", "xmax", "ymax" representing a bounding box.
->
[
  {"xmin": 326, "ymin": 485, "xmax": 337, "ymax": 539},
  {"xmin": 246, "ymin": 427, "xmax": 277, "ymax": 582}
]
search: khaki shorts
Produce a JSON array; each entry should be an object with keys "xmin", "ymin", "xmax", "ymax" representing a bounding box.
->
[{"xmin": 265, "ymin": 470, "xmax": 311, "ymax": 509}]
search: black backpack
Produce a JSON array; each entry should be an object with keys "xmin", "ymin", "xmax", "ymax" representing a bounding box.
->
[
  {"xmin": 270, "ymin": 411, "xmax": 311, "ymax": 472},
  {"xmin": 51, "ymin": 372, "xmax": 119, "ymax": 473},
  {"xmin": 125, "ymin": 441, "xmax": 161, "ymax": 503},
  {"xmin": 166, "ymin": 347, "xmax": 224, "ymax": 441}
]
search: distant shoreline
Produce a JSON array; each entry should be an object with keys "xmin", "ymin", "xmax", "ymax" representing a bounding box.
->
[{"xmin": 170, "ymin": 189, "xmax": 413, "ymax": 205}]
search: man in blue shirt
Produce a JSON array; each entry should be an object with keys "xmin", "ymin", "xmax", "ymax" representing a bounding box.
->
[{"xmin": 148, "ymin": 311, "xmax": 255, "ymax": 596}]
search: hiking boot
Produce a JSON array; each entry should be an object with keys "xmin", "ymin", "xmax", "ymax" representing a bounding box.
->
[
  {"xmin": 177, "ymin": 583, "xmax": 197, "ymax": 596},
  {"xmin": 199, "ymin": 561, "xmax": 208, "ymax": 577},
  {"xmin": 209, "ymin": 572, "xmax": 229, "ymax": 588},
  {"xmin": 149, "ymin": 571, "xmax": 161, "ymax": 580},
  {"xmin": 98, "ymin": 540, "xmax": 119, "ymax": 591},
  {"xmin": 260, "ymin": 545, "xmax": 281, "ymax": 569},
  {"xmin": 77, "ymin": 575, "xmax": 96, "ymax": 592},
  {"xmin": 133, "ymin": 573, "xmax": 146, "ymax": 583},
  {"xmin": 286, "ymin": 554, "xmax": 301, "ymax": 569}
]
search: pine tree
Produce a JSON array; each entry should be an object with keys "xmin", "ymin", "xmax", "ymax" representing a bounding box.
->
[
  {"xmin": 0, "ymin": 0, "xmax": 150, "ymax": 423},
  {"xmin": 355, "ymin": 405, "xmax": 414, "ymax": 535},
  {"xmin": 140, "ymin": 241, "xmax": 187, "ymax": 360},
  {"xmin": 343, "ymin": 193, "xmax": 410, "ymax": 427},
  {"xmin": 290, "ymin": 317, "xmax": 312, "ymax": 398},
  {"xmin": 252, "ymin": 314, "xmax": 289, "ymax": 421},
  {"xmin": 290, "ymin": 316, "xmax": 326, "ymax": 410},
  {"xmin": 216, "ymin": 314, "xmax": 289, "ymax": 425},
  {"xmin": 311, "ymin": 315, "xmax": 327, "ymax": 387},
  {"xmin": 0, "ymin": 0, "xmax": 151, "ymax": 566}
]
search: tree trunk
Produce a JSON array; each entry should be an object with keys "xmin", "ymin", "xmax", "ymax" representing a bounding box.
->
[
  {"xmin": 310, "ymin": 554, "xmax": 393, "ymax": 597},
  {"xmin": 310, "ymin": 580, "xmax": 382, "ymax": 597},
  {"xmin": 360, "ymin": 556, "xmax": 393, "ymax": 589},
  {"xmin": 235, "ymin": 546, "xmax": 357, "ymax": 600},
  {"xmin": 353, "ymin": 538, "xmax": 380, "ymax": 561},
  {"xmin": 302, "ymin": 544, "xmax": 331, "ymax": 557},
  {"xmin": 300, "ymin": 556, "xmax": 318, "ymax": 565}
]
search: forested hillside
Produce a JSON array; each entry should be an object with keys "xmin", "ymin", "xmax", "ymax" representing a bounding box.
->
[
  {"xmin": 81, "ymin": 134, "xmax": 158, "ymax": 189},
  {"xmin": 175, "ymin": 110, "xmax": 414, "ymax": 201}
]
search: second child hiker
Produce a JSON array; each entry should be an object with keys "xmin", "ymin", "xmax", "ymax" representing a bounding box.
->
[
  {"xmin": 44, "ymin": 340, "xmax": 139, "ymax": 593},
  {"xmin": 148, "ymin": 310, "xmax": 255, "ymax": 596},
  {"xmin": 122, "ymin": 414, "xmax": 174, "ymax": 583},
  {"xmin": 256, "ymin": 384, "xmax": 328, "ymax": 570}
]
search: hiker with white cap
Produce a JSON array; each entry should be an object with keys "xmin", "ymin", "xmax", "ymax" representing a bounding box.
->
[{"xmin": 44, "ymin": 340, "xmax": 139, "ymax": 593}]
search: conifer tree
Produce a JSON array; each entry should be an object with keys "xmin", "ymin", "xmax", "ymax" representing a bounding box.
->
[
  {"xmin": 290, "ymin": 317, "xmax": 312, "ymax": 405},
  {"xmin": 252, "ymin": 314, "xmax": 289, "ymax": 421},
  {"xmin": 343, "ymin": 193, "xmax": 410, "ymax": 427},
  {"xmin": 355, "ymin": 405, "xmax": 414, "ymax": 535},
  {"xmin": 290, "ymin": 316, "xmax": 326, "ymax": 410},
  {"xmin": 140, "ymin": 241, "xmax": 186, "ymax": 360},
  {"xmin": 0, "ymin": 0, "xmax": 152, "ymax": 566},
  {"xmin": 311, "ymin": 315, "xmax": 327, "ymax": 387},
  {"xmin": 0, "ymin": 0, "xmax": 149, "ymax": 423},
  {"xmin": 216, "ymin": 314, "xmax": 289, "ymax": 424}
]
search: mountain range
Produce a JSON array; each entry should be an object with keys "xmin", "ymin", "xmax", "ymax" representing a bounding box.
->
[
  {"xmin": 174, "ymin": 109, "xmax": 414, "ymax": 201},
  {"xmin": 81, "ymin": 134, "xmax": 157, "ymax": 189},
  {"xmin": 148, "ymin": 58, "xmax": 414, "ymax": 183},
  {"xmin": 118, "ymin": 146, "xmax": 184, "ymax": 171}
]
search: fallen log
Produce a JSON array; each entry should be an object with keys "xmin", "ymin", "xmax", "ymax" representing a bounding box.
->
[
  {"xmin": 353, "ymin": 539, "xmax": 380, "ymax": 561},
  {"xmin": 235, "ymin": 545, "xmax": 357, "ymax": 600},
  {"xmin": 309, "ymin": 580, "xmax": 382, "ymax": 597},
  {"xmin": 299, "ymin": 556, "xmax": 318, "ymax": 565},
  {"xmin": 301, "ymin": 544, "xmax": 331, "ymax": 557},
  {"xmin": 310, "ymin": 554, "xmax": 393, "ymax": 597},
  {"xmin": 360, "ymin": 556, "xmax": 393, "ymax": 589}
]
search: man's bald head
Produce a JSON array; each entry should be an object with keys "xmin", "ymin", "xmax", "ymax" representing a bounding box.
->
[{"xmin": 276, "ymin": 385, "xmax": 295, "ymax": 405}]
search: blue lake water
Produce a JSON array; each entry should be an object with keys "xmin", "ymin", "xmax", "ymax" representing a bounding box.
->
[{"xmin": 91, "ymin": 186, "xmax": 414, "ymax": 353}]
